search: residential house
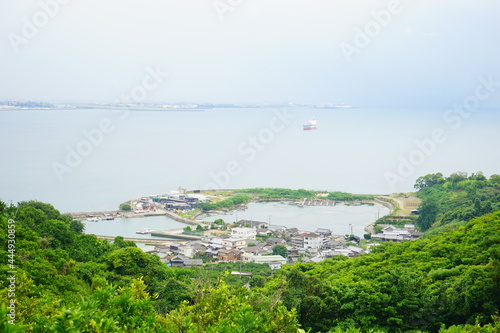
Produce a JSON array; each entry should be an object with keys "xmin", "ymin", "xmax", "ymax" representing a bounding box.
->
[
  {"xmin": 169, "ymin": 255, "xmax": 203, "ymax": 267},
  {"xmin": 237, "ymin": 219, "xmax": 269, "ymax": 230},
  {"xmin": 242, "ymin": 244, "xmax": 270, "ymax": 256},
  {"xmin": 308, "ymin": 256, "xmax": 325, "ymax": 263},
  {"xmin": 330, "ymin": 234, "xmax": 347, "ymax": 241},
  {"xmin": 347, "ymin": 245, "xmax": 366, "ymax": 256},
  {"xmin": 205, "ymin": 244, "xmax": 224, "ymax": 259},
  {"xmin": 231, "ymin": 227, "xmax": 257, "ymax": 240},
  {"xmin": 241, "ymin": 252, "xmax": 255, "ymax": 262},
  {"xmin": 266, "ymin": 237, "xmax": 287, "ymax": 247},
  {"xmin": 187, "ymin": 241, "xmax": 208, "ymax": 255},
  {"xmin": 371, "ymin": 225, "xmax": 421, "ymax": 242},
  {"xmin": 330, "ymin": 248, "xmax": 352, "ymax": 257},
  {"xmin": 177, "ymin": 244, "xmax": 194, "ymax": 257},
  {"xmin": 223, "ymin": 238, "xmax": 247, "ymax": 249},
  {"xmin": 218, "ymin": 249, "xmax": 242, "ymax": 261},
  {"xmin": 169, "ymin": 243, "xmax": 182, "ymax": 252},
  {"xmin": 323, "ymin": 239, "xmax": 346, "ymax": 249},
  {"xmin": 290, "ymin": 235, "xmax": 304, "ymax": 248},
  {"xmin": 315, "ymin": 228, "xmax": 332, "ymax": 237},
  {"xmin": 207, "ymin": 235, "xmax": 229, "ymax": 246},
  {"xmin": 302, "ymin": 232, "xmax": 322, "ymax": 249}
]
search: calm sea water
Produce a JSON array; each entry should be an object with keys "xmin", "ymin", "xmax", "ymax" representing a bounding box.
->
[
  {"xmin": 200, "ymin": 201, "xmax": 390, "ymax": 236},
  {"xmin": 1, "ymin": 107, "xmax": 499, "ymax": 214},
  {"xmin": 81, "ymin": 201, "xmax": 389, "ymax": 239},
  {"xmin": 82, "ymin": 215, "xmax": 186, "ymax": 240}
]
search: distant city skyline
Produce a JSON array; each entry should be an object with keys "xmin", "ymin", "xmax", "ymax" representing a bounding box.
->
[{"xmin": 1, "ymin": 0, "xmax": 499, "ymax": 108}]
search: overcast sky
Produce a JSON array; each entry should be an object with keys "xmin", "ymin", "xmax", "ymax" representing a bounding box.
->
[{"xmin": 1, "ymin": 0, "xmax": 499, "ymax": 107}]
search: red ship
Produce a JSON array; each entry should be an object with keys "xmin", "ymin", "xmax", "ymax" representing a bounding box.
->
[{"xmin": 303, "ymin": 118, "xmax": 317, "ymax": 130}]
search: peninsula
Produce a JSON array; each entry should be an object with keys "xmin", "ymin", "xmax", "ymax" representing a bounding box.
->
[{"xmin": 67, "ymin": 188, "xmax": 422, "ymax": 251}]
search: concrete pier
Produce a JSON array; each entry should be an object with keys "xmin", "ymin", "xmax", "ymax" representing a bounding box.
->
[
  {"xmin": 301, "ymin": 199, "xmax": 338, "ymax": 206},
  {"xmin": 65, "ymin": 209, "xmax": 173, "ymax": 220},
  {"xmin": 94, "ymin": 235, "xmax": 177, "ymax": 244},
  {"xmin": 150, "ymin": 228, "xmax": 202, "ymax": 240}
]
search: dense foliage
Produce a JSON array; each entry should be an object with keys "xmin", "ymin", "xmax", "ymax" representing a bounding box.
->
[
  {"xmin": 261, "ymin": 210, "xmax": 500, "ymax": 332},
  {"xmin": 414, "ymin": 172, "xmax": 500, "ymax": 233},
  {"xmin": 236, "ymin": 188, "xmax": 374, "ymax": 201},
  {"xmin": 0, "ymin": 200, "xmax": 299, "ymax": 332},
  {"xmin": 236, "ymin": 188, "xmax": 317, "ymax": 199},
  {"xmin": 326, "ymin": 192, "xmax": 374, "ymax": 201},
  {"xmin": 195, "ymin": 193, "xmax": 252, "ymax": 211}
]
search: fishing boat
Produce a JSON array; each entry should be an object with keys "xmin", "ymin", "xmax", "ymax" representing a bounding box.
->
[
  {"xmin": 136, "ymin": 228, "xmax": 154, "ymax": 234},
  {"xmin": 303, "ymin": 118, "xmax": 317, "ymax": 130}
]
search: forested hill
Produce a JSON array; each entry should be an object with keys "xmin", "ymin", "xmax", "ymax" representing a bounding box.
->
[
  {"xmin": 414, "ymin": 172, "xmax": 500, "ymax": 234},
  {"xmin": 1, "ymin": 174, "xmax": 500, "ymax": 332},
  {"xmin": 264, "ymin": 210, "xmax": 500, "ymax": 332}
]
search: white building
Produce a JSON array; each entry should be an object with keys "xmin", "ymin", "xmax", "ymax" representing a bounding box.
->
[
  {"xmin": 252, "ymin": 255, "xmax": 288, "ymax": 269},
  {"xmin": 231, "ymin": 227, "xmax": 257, "ymax": 240},
  {"xmin": 371, "ymin": 225, "xmax": 415, "ymax": 242},
  {"xmin": 302, "ymin": 232, "xmax": 322, "ymax": 249},
  {"xmin": 223, "ymin": 237, "xmax": 247, "ymax": 248}
]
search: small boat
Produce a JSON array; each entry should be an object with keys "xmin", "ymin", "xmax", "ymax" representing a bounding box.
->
[
  {"xmin": 136, "ymin": 228, "xmax": 154, "ymax": 234},
  {"xmin": 303, "ymin": 118, "xmax": 317, "ymax": 130},
  {"xmin": 86, "ymin": 217, "xmax": 101, "ymax": 222}
]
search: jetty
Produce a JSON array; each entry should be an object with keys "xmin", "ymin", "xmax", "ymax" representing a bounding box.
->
[
  {"xmin": 301, "ymin": 198, "xmax": 374, "ymax": 207},
  {"xmin": 65, "ymin": 209, "xmax": 176, "ymax": 220},
  {"xmin": 94, "ymin": 235, "xmax": 178, "ymax": 244},
  {"xmin": 150, "ymin": 228, "xmax": 202, "ymax": 240},
  {"xmin": 301, "ymin": 199, "xmax": 338, "ymax": 206}
]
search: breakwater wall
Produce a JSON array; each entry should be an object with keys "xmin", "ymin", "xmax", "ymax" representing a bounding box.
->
[
  {"xmin": 95, "ymin": 235, "xmax": 176, "ymax": 244},
  {"xmin": 164, "ymin": 211, "xmax": 199, "ymax": 225},
  {"xmin": 372, "ymin": 197, "xmax": 397, "ymax": 213},
  {"xmin": 65, "ymin": 210, "xmax": 123, "ymax": 219}
]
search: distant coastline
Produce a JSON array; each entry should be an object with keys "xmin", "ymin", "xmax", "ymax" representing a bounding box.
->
[{"xmin": 0, "ymin": 100, "xmax": 354, "ymax": 112}]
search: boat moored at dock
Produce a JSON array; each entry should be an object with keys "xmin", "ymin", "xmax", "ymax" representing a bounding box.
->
[{"xmin": 136, "ymin": 228, "xmax": 155, "ymax": 234}]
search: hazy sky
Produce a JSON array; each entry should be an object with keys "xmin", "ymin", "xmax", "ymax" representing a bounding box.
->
[{"xmin": 1, "ymin": 0, "xmax": 499, "ymax": 107}]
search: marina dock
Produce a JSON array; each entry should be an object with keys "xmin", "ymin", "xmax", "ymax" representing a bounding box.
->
[
  {"xmin": 302, "ymin": 199, "xmax": 342, "ymax": 206},
  {"xmin": 65, "ymin": 209, "xmax": 177, "ymax": 220}
]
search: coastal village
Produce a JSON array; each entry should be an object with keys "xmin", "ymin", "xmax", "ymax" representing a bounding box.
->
[{"xmin": 78, "ymin": 189, "xmax": 423, "ymax": 270}]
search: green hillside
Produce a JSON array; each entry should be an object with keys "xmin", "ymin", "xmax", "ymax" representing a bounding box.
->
[{"xmin": 414, "ymin": 172, "xmax": 500, "ymax": 234}]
